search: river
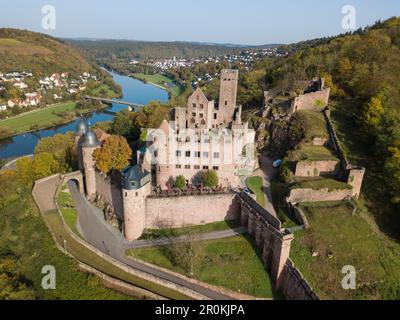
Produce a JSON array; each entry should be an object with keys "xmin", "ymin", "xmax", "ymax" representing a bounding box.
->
[{"xmin": 0, "ymin": 72, "xmax": 169, "ymax": 159}]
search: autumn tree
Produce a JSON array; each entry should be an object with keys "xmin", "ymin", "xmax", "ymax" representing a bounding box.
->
[
  {"xmin": 34, "ymin": 132, "xmax": 77, "ymax": 172},
  {"xmin": 16, "ymin": 153, "xmax": 59, "ymax": 186},
  {"xmin": 93, "ymin": 135, "xmax": 132, "ymax": 174},
  {"xmin": 362, "ymin": 94, "xmax": 385, "ymax": 132}
]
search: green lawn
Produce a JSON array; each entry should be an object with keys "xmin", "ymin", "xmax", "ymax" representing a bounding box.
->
[
  {"xmin": 297, "ymin": 145, "xmax": 339, "ymax": 162},
  {"xmin": 295, "ymin": 110, "xmax": 329, "ymax": 142},
  {"xmin": 140, "ymin": 220, "xmax": 241, "ymax": 240},
  {"xmin": 246, "ymin": 176, "xmax": 266, "ymax": 207},
  {"xmin": 0, "ymin": 102, "xmax": 76, "ymax": 134},
  {"xmin": 290, "ymin": 203, "xmax": 400, "ymax": 300},
  {"xmin": 291, "ymin": 177, "xmax": 352, "ymax": 191},
  {"xmin": 127, "ymin": 235, "xmax": 276, "ymax": 299},
  {"xmin": 132, "ymin": 73, "xmax": 184, "ymax": 97},
  {"xmin": 57, "ymin": 188, "xmax": 80, "ymax": 237}
]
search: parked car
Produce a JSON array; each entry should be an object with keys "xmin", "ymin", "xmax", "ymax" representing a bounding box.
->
[{"xmin": 273, "ymin": 160, "xmax": 282, "ymax": 168}]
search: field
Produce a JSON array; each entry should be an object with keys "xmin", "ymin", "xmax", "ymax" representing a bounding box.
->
[
  {"xmin": 295, "ymin": 110, "xmax": 329, "ymax": 142},
  {"xmin": 132, "ymin": 73, "xmax": 184, "ymax": 96},
  {"xmin": 127, "ymin": 235, "xmax": 277, "ymax": 299},
  {"xmin": 0, "ymin": 102, "xmax": 77, "ymax": 134},
  {"xmin": 246, "ymin": 176, "xmax": 266, "ymax": 207},
  {"xmin": 290, "ymin": 203, "xmax": 400, "ymax": 299}
]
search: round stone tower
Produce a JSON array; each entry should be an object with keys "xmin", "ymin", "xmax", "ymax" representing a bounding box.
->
[
  {"xmin": 81, "ymin": 128, "xmax": 101, "ymax": 200},
  {"xmin": 122, "ymin": 165, "xmax": 152, "ymax": 241},
  {"xmin": 75, "ymin": 117, "xmax": 89, "ymax": 171}
]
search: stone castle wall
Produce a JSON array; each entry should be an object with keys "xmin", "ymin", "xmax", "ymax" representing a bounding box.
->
[
  {"xmin": 280, "ymin": 259, "xmax": 319, "ymax": 300},
  {"xmin": 295, "ymin": 160, "xmax": 340, "ymax": 177},
  {"xmin": 288, "ymin": 188, "xmax": 353, "ymax": 203},
  {"xmin": 145, "ymin": 193, "xmax": 239, "ymax": 229},
  {"xmin": 95, "ymin": 171, "xmax": 123, "ymax": 220}
]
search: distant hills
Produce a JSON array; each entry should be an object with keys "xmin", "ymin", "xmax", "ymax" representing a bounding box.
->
[
  {"xmin": 0, "ymin": 28, "xmax": 101, "ymax": 77},
  {"xmin": 65, "ymin": 39, "xmax": 281, "ymax": 60}
]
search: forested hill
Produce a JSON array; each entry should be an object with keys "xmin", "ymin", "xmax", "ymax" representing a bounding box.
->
[
  {"xmin": 0, "ymin": 28, "xmax": 102, "ymax": 77},
  {"xmin": 66, "ymin": 39, "xmax": 279, "ymax": 60},
  {"xmin": 238, "ymin": 17, "xmax": 400, "ymax": 217}
]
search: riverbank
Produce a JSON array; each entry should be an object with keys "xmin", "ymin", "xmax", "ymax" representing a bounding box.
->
[
  {"xmin": 0, "ymin": 101, "xmax": 110, "ymax": 140},
  {"xmin": 129, "ymin": 73, "xmax": 184, "ymax": 97}
]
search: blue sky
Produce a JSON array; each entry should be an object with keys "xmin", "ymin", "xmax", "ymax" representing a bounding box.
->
[{"xmin": 0, "ymin": 0, "xmax": 399, "ymax": 44}]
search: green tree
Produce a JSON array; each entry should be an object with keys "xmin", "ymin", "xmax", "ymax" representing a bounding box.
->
[
  {"xmin": 93, "ymin": 135, "xmax": 132, "ymax": 174},
  {"xmin": 110, "ymin": 110, "xmax": 135, "ymax": 136},
  {"xmin": 201, "ymin": 170, "xmax": 219, "ymax": 188},
  {"xmin": 175, "ymin": 175, "xmax": 187, "ymax": 190}
]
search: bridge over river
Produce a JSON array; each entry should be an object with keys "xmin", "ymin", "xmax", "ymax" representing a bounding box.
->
[{"xmin": 83, "ymin": 95, "xmax": 144, "ymax": 113}]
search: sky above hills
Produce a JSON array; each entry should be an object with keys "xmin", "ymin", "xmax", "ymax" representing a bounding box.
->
[{"xmin": 0, "ymin": 0, "xmax": 399, "ymax": 45}]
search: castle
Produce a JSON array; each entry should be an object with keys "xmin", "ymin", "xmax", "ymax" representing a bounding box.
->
[{"xmin": 75, "ymin": 69, "xmax": 256, "ymax": 241}]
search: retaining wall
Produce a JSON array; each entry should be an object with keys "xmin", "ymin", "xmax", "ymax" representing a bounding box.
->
[{"xmin": 288, "ymin": 188, "xmax": 353, "ymax": 203}]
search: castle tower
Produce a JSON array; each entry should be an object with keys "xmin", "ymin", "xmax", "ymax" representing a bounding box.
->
[
  {"xmin": 218, "ymin": 69, "xmax": 239, "ymax": 124},
  {"xmin": 81, "ymin": 129, "xmax": 101, "ymax": 199},
  {"xmin": 75, "ymin": 117, "xmax": 88, "ymax": 171},
  {"xmin": 122, "ymin": 165, "xmax": 152, "ymax": 241}
]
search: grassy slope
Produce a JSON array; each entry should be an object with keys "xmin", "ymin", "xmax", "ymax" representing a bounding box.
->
[
  {"xmin": 288, "ymin": 99, "xmax": 400, "ymax": 300},
  {"xmin": 246, "ymin": 176, "xmax": 266, "ymax": 207},
  {"xmin": 128, "ymin": 235, "xmax": 276, "ymax": 299},
  {"xmin": 0, "ymin": 187, "xmax": 132, "ymax": 300},
  {"xmin": 290, "ymin": 203, "xmax": 400, "ymax": 300}
]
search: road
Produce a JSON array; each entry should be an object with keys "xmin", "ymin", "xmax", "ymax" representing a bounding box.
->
[
  {"xmin": 1, "ymin": 154, "xmax": 33, "ymax": 171},
  {"xmin": 65, "ymin": 179, "xmax": 241, "ymax": 300}
]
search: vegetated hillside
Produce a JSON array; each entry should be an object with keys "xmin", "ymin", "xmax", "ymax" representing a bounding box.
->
[
  {"xmin": 239, "ymin": 17, "xmax": 400, "ymax": 214},
  {"xmin": 66, "ymin": 39, "xmax": 279, "ymax": 60},
  {"xmin": 0, "ymin": 28, "xmax": 101, "ymax": 77}
]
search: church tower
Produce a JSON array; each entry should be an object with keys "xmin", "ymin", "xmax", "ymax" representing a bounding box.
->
[{"xmin": 218, "ymin": 69, "xmax": 239, "ymax": 124}]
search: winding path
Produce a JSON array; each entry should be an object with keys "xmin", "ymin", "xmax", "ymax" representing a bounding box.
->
[{"xmin": 33, "ymin": 175, "xmax": 245, "ymax": 300}]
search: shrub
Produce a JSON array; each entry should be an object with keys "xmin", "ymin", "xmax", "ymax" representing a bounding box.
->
[
  {"xmin": 175, "ymin": 175, "xmax": 186, "ymax": 190},
  {"xmin": 201, "ymin": 170, "xmax": 219, "ymax": 188}
]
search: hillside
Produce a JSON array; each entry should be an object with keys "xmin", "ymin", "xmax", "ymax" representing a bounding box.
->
[
  {"xmin": 0, "ymin": 29, "xmax": 103, "ymax": 77},
  {"xmin": 66, "ymin": 39, "xmax": 279, "ymax": 60}
]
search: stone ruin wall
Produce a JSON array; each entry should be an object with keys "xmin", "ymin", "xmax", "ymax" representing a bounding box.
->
[
  {"xmin": 145, "ymin": 193, "xmax": 239, "ymax": 229},
  {"xmin": 295, "ymin": 160, "xmax": 340, "ymax": 177},
  {"xmin": 288, "ymin": 188, "xmax": 353, "ymax": 204},
  {"xmin": 289, "ymin": 88, "xmax": 330, "ymax": 114}
]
